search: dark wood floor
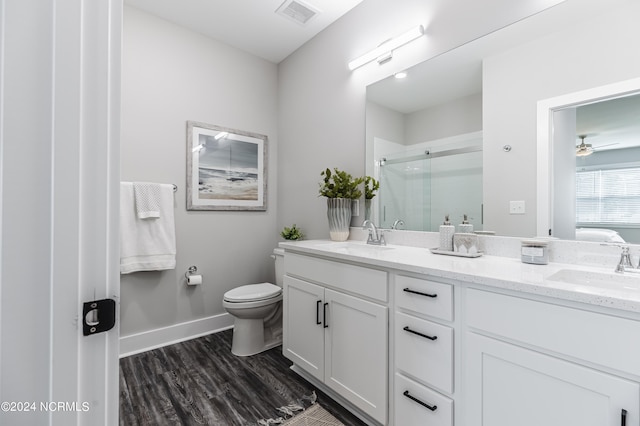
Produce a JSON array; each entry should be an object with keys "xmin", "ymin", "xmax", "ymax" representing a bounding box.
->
[{"xmin": 119, "ymin": 329, "xmax": 369, "ymax": 426}]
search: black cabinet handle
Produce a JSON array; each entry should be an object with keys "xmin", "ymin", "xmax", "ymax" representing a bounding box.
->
[
  {"xmin": 621, "ymin": 409, "xmax": 627, "ymax": 426},
  {"xmin": 403, "ymin": 390, "xmax": 437, "ymax": 411},
  {"xmin": 403, "ymin": 326, "xmax": 437, "ymax": 341},
  {"xmin": 323, "ymin": 303, "xmax": 329, "ymax": 328},
  {"xmin": 316, "ymin": 300, "xmax": 322, "ymax": 325},
  {"xmin": 403, "ymin": 288, "xmax": 437, "ymax": 298}
]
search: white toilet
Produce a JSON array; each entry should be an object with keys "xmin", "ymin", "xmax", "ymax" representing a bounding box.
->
[{"xmin": 223, "ymin": 248, "xmax": 284, "ymax": 356}]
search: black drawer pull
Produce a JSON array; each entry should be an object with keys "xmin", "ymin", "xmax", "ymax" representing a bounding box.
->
[
  {"xmin": 403, "ymin": 390, "xmax": 437, "ymax": 411},
  {"xmin": 403, "ymin": 326, "xmax": 437, "ymax": 341},
  {"xmin": 316, "ymin": 300, "xmax": 322, "ymax": 325},
  {"xmin": 323, "ymin": 303, "xmax": 329, "ymax": 328},
  {"xmin": 621, "ymin": 409, "xmax": 627, "ymax": 426},
  {"xmin": 403, "ymin": 288, "xmax": 437, "ymax": 298}
]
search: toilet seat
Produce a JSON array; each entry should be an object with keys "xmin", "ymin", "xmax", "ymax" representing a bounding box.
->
[{"xmin": 224, "ymin": 282, "xmax": 281, "ymax": 303}]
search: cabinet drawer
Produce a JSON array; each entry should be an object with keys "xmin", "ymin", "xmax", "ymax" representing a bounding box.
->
[
  {"xmin": 395, "ymin": 373, "xmax": 453, "ymax": 426},
  {"xmin": 467, "ymin": 288, "xmax": 640, "ymax": 376},
  {"xmin": 395, "ymin": 312, "xmax": 453, "ymax": 393},
  {"xmin": 284, "ymin": 252, "xmax": 387, "ymax": 302},
  {"xmin": 395, "ymin": 275, "xmax": 453, "ymax": 321}
]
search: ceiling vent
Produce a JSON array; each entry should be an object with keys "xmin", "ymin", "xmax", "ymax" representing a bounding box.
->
[{"xmin": 276, "ymin": 0, "xmax": 320, "ymax": 26}]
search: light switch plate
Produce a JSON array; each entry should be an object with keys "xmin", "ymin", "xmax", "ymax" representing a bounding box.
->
[{"xmin": 510, "ymin": 200, "xmax": 526, "ymax": 214}]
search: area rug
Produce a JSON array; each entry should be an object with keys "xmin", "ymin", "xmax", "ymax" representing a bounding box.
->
[
  {"xmin": 256, "ymin": 392, "xmax": 344, "ymax": 426},
  {"xmin": 281, "ymin": 403, "xmax": 344, "ymax": 426}
]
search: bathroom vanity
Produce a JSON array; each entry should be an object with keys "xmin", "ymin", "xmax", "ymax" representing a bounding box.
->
[{"xmin": 280, "ymin": 239, "xmax": 640, "ymax": 426}]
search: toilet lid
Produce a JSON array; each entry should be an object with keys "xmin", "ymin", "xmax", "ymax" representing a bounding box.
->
[{"xmin": 224, "ymin": 283, "xmax": 282, "ymax": 302}]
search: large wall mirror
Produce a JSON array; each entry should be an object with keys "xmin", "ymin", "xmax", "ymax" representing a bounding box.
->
[{"xmin": 366, "ymin": 0, "xmax": 640, "ymax": 242}]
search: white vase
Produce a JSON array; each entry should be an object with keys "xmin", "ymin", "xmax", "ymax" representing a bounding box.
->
[{"xmin": 327, "ymin": 198, "xmax": 352, "ymax": 241}]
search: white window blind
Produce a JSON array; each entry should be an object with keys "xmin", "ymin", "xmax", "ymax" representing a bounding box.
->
[{"xmin": 576, "ymin": 167, "xmax": 640, "ymax": 225}]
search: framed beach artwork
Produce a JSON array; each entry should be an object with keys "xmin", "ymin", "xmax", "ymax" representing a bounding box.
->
[{"xmin": 186, "ymin": 121, "xmax": 268, "ymax": 211}]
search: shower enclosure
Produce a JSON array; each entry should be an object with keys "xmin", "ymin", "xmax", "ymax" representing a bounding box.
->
[{"xmin": 373, "ymin": 135, "xmax": 483, "ymax": 232}]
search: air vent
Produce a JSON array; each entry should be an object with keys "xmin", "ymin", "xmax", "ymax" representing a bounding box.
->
[{"xmin": 276, "ymin": 0, "xmax": 320, "ymax": 26}]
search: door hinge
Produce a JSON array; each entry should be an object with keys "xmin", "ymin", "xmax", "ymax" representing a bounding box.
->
[{"xmin": 82, "ymin": 299, "xmax": 116, "ymax": 336}]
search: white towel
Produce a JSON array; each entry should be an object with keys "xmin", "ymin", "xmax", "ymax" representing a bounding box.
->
[
  {"xmin": 133, "ymin": 182, "xmax": 161, "ymax": 219},
  {"xmin": 120, "ymin": 182, "xmax": 176, "ymax": 274}
]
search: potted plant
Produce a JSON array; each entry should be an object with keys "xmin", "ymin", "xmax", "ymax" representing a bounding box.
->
[
  {"xmin": 280, "ymin": 224, "xmax": 304, "ymax": 241},
  {"xmin": 319, "ymin": 168, "xmax": 364, "ymax": 241},
  {"xmin": 364, "ymin": 176, "xmax": 379, "ymax": 220}
]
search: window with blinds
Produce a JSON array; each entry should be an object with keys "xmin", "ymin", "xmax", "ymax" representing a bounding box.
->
[{"xmin": 576, "ymin": 167, "xmax": 640, "ymax": 225}]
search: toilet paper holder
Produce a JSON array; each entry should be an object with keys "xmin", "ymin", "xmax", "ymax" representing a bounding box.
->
[{"xmin": 185, "ymin": 265, "xmax": 198, "ymax": 279}]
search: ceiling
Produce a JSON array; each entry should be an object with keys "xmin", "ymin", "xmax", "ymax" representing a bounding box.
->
[{"xmin": 124, "ymin": 0, "xmax": 364, "ymax": 63}]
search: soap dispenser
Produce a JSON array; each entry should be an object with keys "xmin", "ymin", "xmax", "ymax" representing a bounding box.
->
[
  {"xmin": 459, "ymin": 214, "xmax": 474, "ymax": 233},
  {"xmin": 439, "ymin": 214, "xmax": 455, "ymax": 251}
]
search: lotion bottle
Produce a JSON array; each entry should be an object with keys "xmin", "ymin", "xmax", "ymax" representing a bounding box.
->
[
  {"xmin": 459, "ymin": 214, "xmax": 474, "ymax": 233},
  {"xmin": 439, "ymin": 214, "xmax": 455, "ymax": 251}
]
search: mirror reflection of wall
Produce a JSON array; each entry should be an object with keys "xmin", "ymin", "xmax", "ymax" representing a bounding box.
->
[{"xmin": 552, "ymin": 93, "xmax": 640, "ymax": 244}]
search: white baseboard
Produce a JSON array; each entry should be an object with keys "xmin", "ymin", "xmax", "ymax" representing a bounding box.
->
[{"xmin": 119, "ymin": 312, "xmax": 234, "ymax": 358}]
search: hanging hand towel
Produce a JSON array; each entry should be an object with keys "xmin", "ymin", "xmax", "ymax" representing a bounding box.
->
[
  {"xmin": 120, "ymin": 182, "xmax": 176, "ymax": 274},
  {"xmin": 133, "ymin": 182, "xmax": 162, "ymax": 219}
]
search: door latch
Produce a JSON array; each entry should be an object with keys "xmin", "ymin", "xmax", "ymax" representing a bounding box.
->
[{"xmin": 82, "ymin": 299, "xmax": 116, "ymax": 336}]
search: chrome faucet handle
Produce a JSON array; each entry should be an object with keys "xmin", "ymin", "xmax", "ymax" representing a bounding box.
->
[{"xmin": 615, "ymin": 246, "xmax": 633, "ymax": 273}]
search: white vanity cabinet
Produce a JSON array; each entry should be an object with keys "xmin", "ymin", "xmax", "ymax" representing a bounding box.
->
[
  {"xmin": 283, "ymin": 253, "xmax": 388, "ymax": 424},
  {"xmin": 465, "ymin": 288, "xmax": 640, "ymax": 426},
  {"xmin": 393, "ymin": 275, "xmax": 455, "ymax": 426}
]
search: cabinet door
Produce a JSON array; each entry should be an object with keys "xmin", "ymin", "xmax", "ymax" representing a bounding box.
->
[
  {"xmin": 466, "ymin": 332, "xmax": 639, "ymax": 426},
  {"xmin": 283, "ymin": 276, "xmax": 325, "ymax": 381},
  {"xmin": 324, "ymin": 288, "xmax": 388, "ymax": 424}
]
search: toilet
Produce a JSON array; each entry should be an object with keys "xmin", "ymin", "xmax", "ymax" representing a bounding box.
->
[{"xmin": 223, "ymin": 248, "xmax": 284, "ymax": 356}]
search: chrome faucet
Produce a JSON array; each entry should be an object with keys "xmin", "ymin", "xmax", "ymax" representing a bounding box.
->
[
  {"xmin": 362, "ymin": 220, "xmax": 386, "ymax": 245},
  {"xmin": 615, "ymin": 246, "xmax": 634, "ymax": 273}
]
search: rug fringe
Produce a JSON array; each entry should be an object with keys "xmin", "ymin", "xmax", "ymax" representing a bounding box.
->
[{"xmin": 256, "ymin": 391, "xmax": 317, "ymax": 425}]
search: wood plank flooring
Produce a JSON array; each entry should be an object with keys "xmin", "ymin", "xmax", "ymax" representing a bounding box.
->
[{"xmin": 119, "ymin": 329, "xmax": 369, "ymax": 426}]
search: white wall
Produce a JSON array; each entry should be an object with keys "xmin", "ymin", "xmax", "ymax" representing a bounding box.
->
[
  {"xmin": 277, "ymin": 0, "xmax": 565, "ymax": 239},
  {"xmin": 483, "ymin": 0, "xmax": 640, "ymax": 237},
  {"xmin": 404, "ymin": 93, "xmax": 482, "ymax": 145},
  {"xmin": 120, "ymin": 8, "xmax": 278, "ymax": 344}
]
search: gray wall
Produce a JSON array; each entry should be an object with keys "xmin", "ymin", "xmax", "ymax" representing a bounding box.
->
[
  {"xmin": 483, "ymin": 0, "xmax": 640, "ymax": 237},
  {"xmin": 120, "ymin": 7, "xmax": 278, "ymax": 338},
  {"xmin": 404, "ymin": 93, "xmax": 482, "ymax": 145},
  {"xmin": 277, "ymin": 0, "xmax": 570, "ymax": 240}
]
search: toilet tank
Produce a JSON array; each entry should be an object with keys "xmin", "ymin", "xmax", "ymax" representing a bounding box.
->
[{"xmin": 272, "ymin": 248, "xmax": 285, "ymax": 287}]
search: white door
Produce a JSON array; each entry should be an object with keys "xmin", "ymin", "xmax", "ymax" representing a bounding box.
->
[
  {"xmin": 0, "ymin": 1, "xmax": 121, "ymax": 425},
  {"xmin": 283, "ymin": 276, "xmax": 325, "ymax": 380},
  {"xmin": 324, "ymin": 289, "xmax": 388, "ymax": 424},
  {"xmin": 466, "ymin": 332, "xmax": 639, "ymax": 426}
]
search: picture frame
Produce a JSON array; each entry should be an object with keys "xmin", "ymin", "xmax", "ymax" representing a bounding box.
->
[{"xmin": 186, "ymin": 121, "xmax": 268, "ymax": 211}]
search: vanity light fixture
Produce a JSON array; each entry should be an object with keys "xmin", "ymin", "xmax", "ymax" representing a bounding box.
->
[
  {"xmin": 214, "ymin": 131, "xmax": 228, "ymax": 140},
  {"xmin": 348, "ymin": 25, "xmax": 424, "ymax": 71}
]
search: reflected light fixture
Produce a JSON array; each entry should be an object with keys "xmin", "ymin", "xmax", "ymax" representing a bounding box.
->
[
  {"xmin": 348, "ymin": 25, "xmax": 424, "ymax": 71},
  {"xmin": 394, "ymin": 71, "xmax": 408, "ymax": 79},
  {"xmin": 575, "ymin": 135, "xmax": 593, "ymax": 157}
]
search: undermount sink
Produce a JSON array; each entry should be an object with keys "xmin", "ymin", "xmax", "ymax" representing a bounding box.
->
[
  {"xmin": 547, "ymin": 268, "xmax": 640, "ymax": 290},
  {"xmin": 318, "ymin": 241, "xmax": 395, "ymax": 256}
]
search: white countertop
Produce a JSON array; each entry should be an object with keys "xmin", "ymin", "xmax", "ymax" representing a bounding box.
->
[{"xmin": 279, "ymin": 239, "xmax": 640, "ymax": 314}]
